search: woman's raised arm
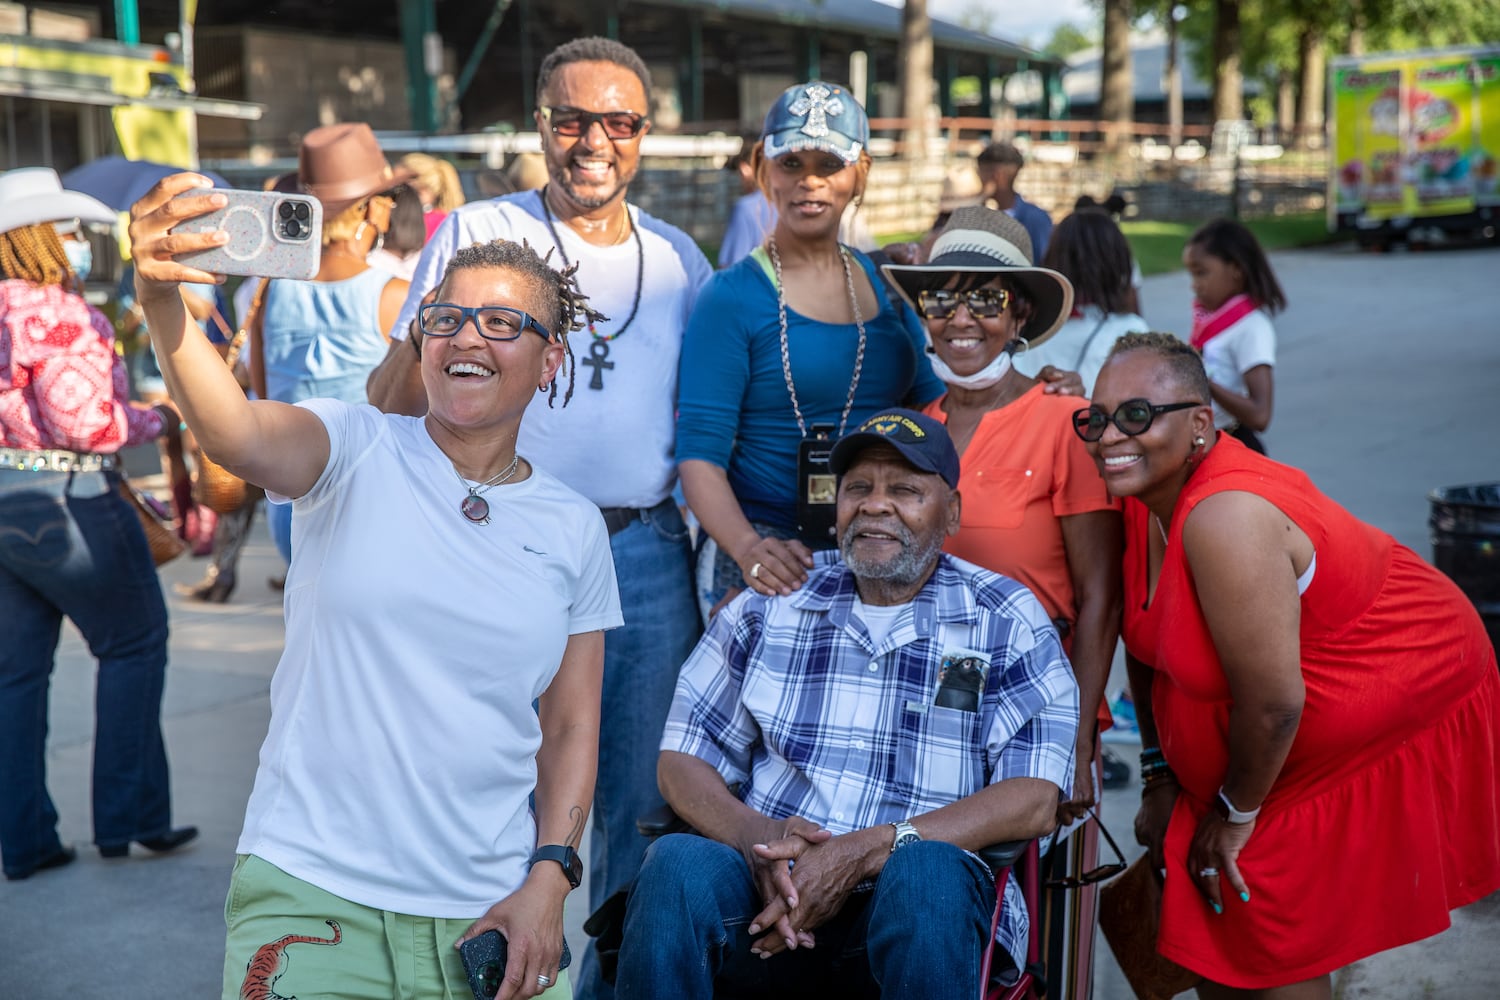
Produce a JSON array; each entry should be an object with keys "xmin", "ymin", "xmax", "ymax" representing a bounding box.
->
[{"xmin": 129, "ymin": 174, "xmax": 330, "ymax": 500}]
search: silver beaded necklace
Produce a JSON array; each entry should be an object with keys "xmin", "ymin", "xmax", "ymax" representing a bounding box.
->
[{"xmin": 767, "ymin": 235, "xmax": 867, "ymax": 437}]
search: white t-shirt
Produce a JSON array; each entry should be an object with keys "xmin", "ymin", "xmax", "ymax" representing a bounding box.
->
[
  {"xmin": 242, "ymin": 399, "xmax": 623, "ymax": 917},
  {"xmin": 1013, "ymin": 306, "xmax": 1150, "ymax": 397},
  {"xmin": 1200, "ymin": 309, "xmax": 1276, "ymax": 429},
  {"xmin": 391, "ymin": 190, "xmax": 713, "ymax": 508}
]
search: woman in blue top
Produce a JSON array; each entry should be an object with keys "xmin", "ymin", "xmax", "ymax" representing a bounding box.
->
[
  {"xmin": 249, "ymin": 124, "xmax": 412, "ymax": 566},
  {"xmin": 676, "ymin": 82, "xmax": 944, "ymax": 618}
]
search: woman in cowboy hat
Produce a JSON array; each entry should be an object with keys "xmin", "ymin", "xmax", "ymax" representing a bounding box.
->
[
  {"xmin": 247, "ymin": 123, "xmax": 413, "ymax": 574},
  {"xmin": 882, "ymin": 205, "xmax": 1123, "ymax": 999},
  {"xmin": 0, "ymin": 167, "xmax": 197, "ymax": 880}
]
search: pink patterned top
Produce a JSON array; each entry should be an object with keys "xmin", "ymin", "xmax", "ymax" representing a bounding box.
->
[{"xmin": 0, "ymin": 279, "xmax": 164, "ymax": 451}]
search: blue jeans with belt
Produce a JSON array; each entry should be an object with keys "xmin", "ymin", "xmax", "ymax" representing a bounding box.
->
[
  {"xmin": 575, "ymin": 499, "xmax": 702, "ymax": 1000},
  {"xmin": 0, "ymin": 468, "xmax": 173, "ymax": 876}
]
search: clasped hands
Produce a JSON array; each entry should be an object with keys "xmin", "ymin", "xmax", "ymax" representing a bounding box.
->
[{"xmin": 736, "ymin": 816, "xmax": 875, "ymax": 959}]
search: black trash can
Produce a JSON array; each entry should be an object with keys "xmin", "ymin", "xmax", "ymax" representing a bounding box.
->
[{"xmin": 1429, "ymin": 483, "xmax": 1500, "ymax": 658}]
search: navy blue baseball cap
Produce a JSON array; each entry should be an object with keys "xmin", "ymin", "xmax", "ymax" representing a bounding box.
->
[
  {"xmin": 760, "ymin": 81, "xmax": 869, "ymax": 165},
  {"xmin": 829, "ymin": 409, "xmax": 961, "ymax": 489}
]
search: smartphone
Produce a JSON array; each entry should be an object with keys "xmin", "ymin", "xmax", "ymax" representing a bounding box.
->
[
  {"xmin": 169, "ymin": 187, "xmax": 322, "ymax": 280},
  {"xmin": 459, "ymin": 930, "xmax": 571, "ymax": 1000}
]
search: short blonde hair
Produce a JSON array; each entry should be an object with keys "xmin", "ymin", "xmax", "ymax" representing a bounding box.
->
[
  {"xmin": 321, "ymin": 199, "xmax": 372, "ymax": 246},
  {"xmin": 399, "ymin": 153, "xmax": 465, "ymax": 212}
]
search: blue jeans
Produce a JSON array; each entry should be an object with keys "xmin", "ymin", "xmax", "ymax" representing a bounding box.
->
[
  {"xmin": 0, "ymin": 469, "xmax": 173, "ymax": 877},
  {"xmin": 615, "ymin": 834, "xmax": 996, "ymax": 999},
  {"xmin": 575, "ymin": 501, "xmax": 702, "ymax": 1000}
]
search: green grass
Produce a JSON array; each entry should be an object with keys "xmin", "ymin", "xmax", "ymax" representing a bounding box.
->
[{"xmin": 1124, "ymin": 212, "xmax": 1340, "ymax": 276}]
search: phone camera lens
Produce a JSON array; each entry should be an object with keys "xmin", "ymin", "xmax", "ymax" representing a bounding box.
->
[
  {"xmin": 293, "ymin": 203, "xmax": 311, "ymax": 221},
  {"xmin": 282, "ymin": 219, "xmax": 305, "ymax": 239},
  {"xmin": 278, "ymin": 201, "xmax": 295, "ymax": 220}
]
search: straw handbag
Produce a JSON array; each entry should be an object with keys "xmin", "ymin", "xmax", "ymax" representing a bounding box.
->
[
  {"xmin": 1098, "ymin": 855, "xmax": 1202, "ymax": 1000},
  {"xmin": 118, "ymin": 479, "xmax": 186, "ymax": 566},
  {"xmin": 192, "ymin": 286, "xmax": 264, "ymax": 515}
]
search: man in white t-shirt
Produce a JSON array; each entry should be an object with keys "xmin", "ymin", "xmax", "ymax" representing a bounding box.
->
[{"xmin": 366, "ymin": 37, "xmax": 711, "ymax": 1000}]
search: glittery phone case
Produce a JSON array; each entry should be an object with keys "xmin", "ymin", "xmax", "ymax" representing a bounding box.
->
[{"xmin": 170, "ymin": 187, "xmax": 323, "ymax": 280}]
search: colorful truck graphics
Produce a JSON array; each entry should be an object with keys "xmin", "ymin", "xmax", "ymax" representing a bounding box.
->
[{"xmin": 1329, "ymin": 44, "xmax": 1500, "ymax": 237}]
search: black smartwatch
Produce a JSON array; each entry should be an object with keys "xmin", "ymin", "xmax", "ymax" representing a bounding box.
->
[{"xmin": 529, "ymin": 844, "xmax": 583, "ymax": 889}]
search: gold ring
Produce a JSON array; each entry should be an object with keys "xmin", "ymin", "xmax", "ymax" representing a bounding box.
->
[{"xmin": 749, "ymin": 562, "xmax": 762, "ymax": 580}]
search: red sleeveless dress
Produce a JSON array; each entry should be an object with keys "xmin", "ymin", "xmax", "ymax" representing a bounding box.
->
[{"xmin": 1122, "ymin": 435, "xmax": 1500, "ymax": 988}]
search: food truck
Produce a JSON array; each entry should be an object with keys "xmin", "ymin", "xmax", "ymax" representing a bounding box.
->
[{"xmin": 1329, "ymin": 44, "xmax": 1500, "ymax": 246}]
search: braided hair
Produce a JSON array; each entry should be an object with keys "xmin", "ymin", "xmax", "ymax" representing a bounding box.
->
[
  {"xmin": 424, "ymin": 239, "xmax": 608, "ymax": 409},
  {"xmin": 1105, "ymin": 331, "xmax": 1212, "ymax": 404},
  {"xmin": 0, "ymin": 222, "xmax": 73, "ymax": 286}
]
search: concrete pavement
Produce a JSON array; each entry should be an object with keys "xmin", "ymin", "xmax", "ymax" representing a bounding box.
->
[{"xmin": 1, "ymin": 241, "xmax": 1497, "ymax": 998}]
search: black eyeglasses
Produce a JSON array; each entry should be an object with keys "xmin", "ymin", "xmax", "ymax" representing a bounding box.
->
[
  {"xmin": 1043, "ymin": 808, "xmax": 1129, "ymax": 889},
  {"xmin": 917, "ymin": 288, "xmax": 1011, "ymax": 320},
  {"xmin": 541, "ymin": 106, "xmax": 648, "ymax": 140},
  {"xmin": 1071, "ymin": 399, "xmax": 1200, "ymax": 442},
  {"xmin": 418, "ymin": 304, "xmax": 553, "ymax": 343}
]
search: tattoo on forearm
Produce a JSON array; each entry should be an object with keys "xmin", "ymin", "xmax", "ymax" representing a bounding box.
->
[{"xmin": 566, "ymin": 806, "xmax": 584, "ymax": 849}]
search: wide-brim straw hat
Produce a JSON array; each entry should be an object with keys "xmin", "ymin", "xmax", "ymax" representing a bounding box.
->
[
  {"xmin": 882, "ymin": 205, "xmax": 1074, "ymax": 348},
  {"xmin": 297, "ymin": 123, "xmax": 414, "ymax": 217},
  {"xmin": 0, "ymin": 167, "xmax": 115, "ymax": 236}
]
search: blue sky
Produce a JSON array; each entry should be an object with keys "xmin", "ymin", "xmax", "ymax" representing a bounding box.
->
[{"xmin": 874, "ymin": 0, "xmax": 1097, "ymax": 50}]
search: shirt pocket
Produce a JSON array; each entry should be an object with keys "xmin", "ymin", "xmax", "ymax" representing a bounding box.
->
[
  {"xmin": 896, "ymin": 705, "xmax": 982, "ymax": 807},
  {"xmin": 963, "ymin": 467, "xmax": 1032, "ymax": 530}
]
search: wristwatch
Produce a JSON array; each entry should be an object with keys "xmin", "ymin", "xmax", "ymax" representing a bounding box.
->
[
  {"xmin": 890, "ymin": 820, "xmax": 921, "ymax": 852},
  {"xmin": 529, "ymin": 844, "xmax": 583, "ymax": 889},
  {"xmin": 1212, "ymin": 788, "xmax": 1261, "ymax": 825}
]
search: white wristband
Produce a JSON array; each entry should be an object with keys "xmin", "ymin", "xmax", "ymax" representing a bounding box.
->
[{"xmin": 1216, "ymin": 787, "xmax": 1261, "ymax": 824}]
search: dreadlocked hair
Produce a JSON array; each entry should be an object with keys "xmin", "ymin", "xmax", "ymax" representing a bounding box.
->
[
  {"xmin": 0, "ymin": 223, "xmax": 73, "ymax": 286},
  {"xmin": 1106, "ymin": 331, "xmax": 1212, "ymax": 404},
  {"xmin": 436, "ymin": 239, "xmax": 610, "ymax": 409}
]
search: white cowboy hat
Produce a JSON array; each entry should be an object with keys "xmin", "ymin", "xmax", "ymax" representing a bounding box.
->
[
  {"xmin": 0, "ymin": 167, "xmax": 116, "ymax": 236},
  {"xmin": 883, "ymin": 206, "xmax": 1074, "ymax": 348}
]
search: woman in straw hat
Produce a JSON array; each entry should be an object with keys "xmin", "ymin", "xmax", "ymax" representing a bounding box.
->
[
  {"xmin": 0, "ymin": 167, "xmax": 197, "ymax": 880},
  {"xmin": 249, "ymin": 123, "xmax": 413, "ymax": 572},
  {"xmin": 130, "ymin": 171, "xmax": 616, "ymax": 999},
  {"xmin": 882, "ymin": 205, "xmax": 1122, "ymax": 998}
]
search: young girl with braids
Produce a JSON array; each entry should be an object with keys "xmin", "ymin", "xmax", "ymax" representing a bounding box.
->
[
  {"xmin": 0, "ymin": 167, "xmax": 196, "ymax": 881},
  {"xmin": 134, "ymin": 171, "xmax": 615, "ymax": 1000}
]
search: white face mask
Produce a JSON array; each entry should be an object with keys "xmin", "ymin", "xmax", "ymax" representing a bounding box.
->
[
  {"xmin": 62, "ymin": 238, "xmax": 93, "ymax": 282},
  {"xmin": 926, "ymin": 343, "xmax": 1014, "ymax": 390}
]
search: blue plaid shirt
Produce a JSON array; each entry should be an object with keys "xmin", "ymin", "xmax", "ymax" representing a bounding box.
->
[{"xmin": 662, "ymin": 550, "xmax": 1079, "ymax": 972}]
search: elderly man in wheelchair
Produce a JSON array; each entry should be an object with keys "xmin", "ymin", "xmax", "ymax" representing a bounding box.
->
[{"xmin": 613, "ymin": 410, "xmax": 1079, "ymax": 999}]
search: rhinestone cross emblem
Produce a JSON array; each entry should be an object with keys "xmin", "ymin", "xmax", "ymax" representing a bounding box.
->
[{"xmin": 789, "ymin": 84, "xmax": 844, "ymax": 139}]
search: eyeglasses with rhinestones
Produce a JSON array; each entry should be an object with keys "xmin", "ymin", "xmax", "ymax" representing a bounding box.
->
[
  {"xmin": 541, "ymin": 106, "xmax": 648, "ymax": 140},
  {"xmin": 917, "ymin": 288, "xmax": 1011, "ymax": 320},
  {"xmin": 1043, "ymin": 808, "xmax": 1129, "ymax": 889},
  {"xmin": 1071, "ymin": 399, "xmax": 1200, "ymax": 442},
  {"xmin": 418, "ymin": 304, "xmax": 553, "ymax": 343}
]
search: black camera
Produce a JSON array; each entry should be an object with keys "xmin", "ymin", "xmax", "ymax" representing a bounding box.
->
[{"xmin": 276, "ymin": 199, "xmax": 313, "ymax": 240}]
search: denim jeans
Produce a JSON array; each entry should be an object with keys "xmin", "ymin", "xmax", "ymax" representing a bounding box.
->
[
  {"xmin": 0, "ymin": 468, "xmax": 172, "ymax": 877},
  {"xmin": 574, "ymin": 501, "xmax": 702, "ymax": 1000},
  {"xmin": 614, "ymin": 834, "xmax": 996, "ymax": 1000}
]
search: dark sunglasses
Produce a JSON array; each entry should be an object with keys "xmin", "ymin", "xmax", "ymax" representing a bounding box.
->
[
  {"xmin": 418, "ymin": 303, "xmax": 553, "ymax": 343},
  {"xmin": 1043, "ymin": 808, "xmax": 1129, "ymax": 889},
  {"xmin": 917, "ymin": 287, "xmax": 1012, "ymax": 320},
  {"xmin": 1071, "ymin": 399, "xmax": 1199, "ymax": 442},
  {"xmin": 541, "ymin": 106, "xmax": 648, "ymax": 140}
]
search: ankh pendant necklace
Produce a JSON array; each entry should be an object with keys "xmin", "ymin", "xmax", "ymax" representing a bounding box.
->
[
  {"xmin": 453, "ymin": 453, "xmax": 521, "ymax": 525},
  {"xmin": 540, "ymin": 185, "xmax": 645, "ymax": 391}
]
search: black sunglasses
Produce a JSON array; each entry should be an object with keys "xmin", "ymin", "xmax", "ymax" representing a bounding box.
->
[
  {"xmin": 1043, "ymin": 808, "xmax": 1129, "ymax": 889},
  {"xmin": 1072, "ymin": 399, "xmax": 1199, "ymax": 443},
  {"xmin": 418, "ymin": 304, "xmax": 553, "ymax": 343},
  {"xmin": 917, "ymin": 287, "xmax": 1012, "ymax": 320},
  {"xmin": 541, "ymin": 106, "xmax": 648, "ymax": 140}
]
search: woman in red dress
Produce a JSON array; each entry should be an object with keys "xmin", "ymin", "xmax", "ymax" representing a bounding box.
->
[{"xmin": 1077, "ymin": 331, "xmax": 1500, "ymax": 997}]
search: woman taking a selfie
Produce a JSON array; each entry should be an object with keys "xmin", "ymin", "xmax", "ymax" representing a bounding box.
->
[
  {"xmin": 131, "ymin": 172, "xmax": 619, "ymax": 1000},
  {"xmin": 675, "ymin": 81, "xmax": 943, "ymax": 617}
]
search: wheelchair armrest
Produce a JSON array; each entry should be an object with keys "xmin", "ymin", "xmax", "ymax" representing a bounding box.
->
[
  {"xmin": 977, "ymin": 839, "xmax": 1029, "ymax": 874},
  {"xmin": 636, "ymin": 803, "xmax": 692, "ymax": 838}
]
